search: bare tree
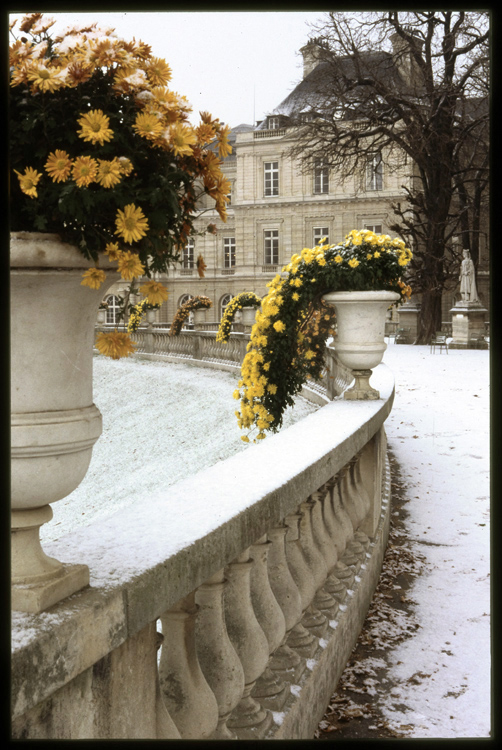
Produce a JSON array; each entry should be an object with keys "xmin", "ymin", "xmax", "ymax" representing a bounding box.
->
[{"xmin": 288, "ymin": 11, "xmax": 489, "ymax": 343}]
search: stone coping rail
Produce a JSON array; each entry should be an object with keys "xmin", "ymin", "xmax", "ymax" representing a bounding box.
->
[{"xmin": 12, "ymin": 331, "xmax": 394, "ymax": 740}]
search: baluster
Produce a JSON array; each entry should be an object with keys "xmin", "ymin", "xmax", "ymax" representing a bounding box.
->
[
  {"xmin": 195, "ymin": 569, "xmax": 245, "ymax": 739},
  {"xmin": 249, "ymin": 535, "xmax": 290, "ymax": 711},
  {"xmin": 155, "ymin": 629, "xmax": 182, "ymax": 738},
  {"xmin": 321, "ymin": 478, "xmax": 349, "ymax": 603},
  {"xmin": 159, "ymin": 591, "xmax": 219, "ymax": 739},
  {"xmin": 224, "ymin": 549, "xmax": 273, "ymax": 739},
  {"xmin": 298, "ymin": 498, "xmax": 339, "ymax": 621},
  {"xmin": 352, "ymin": 452, "xmax": 373, "ymax": 549},
  {"xmin": 283, "ymin": 512, "xmax": 324, "ymax": 650},
  {"xmin": 309, "ymin": 487, "xmax": 342, "ymax": 607},
  {"xmin": 338, "ymin": 463, "xmax": 367, "ymax": 569},
  {"xmin": 266, "ymin": 524, "xmax": 306, "ymax": 684},
  {"xmin": 328, "ymin": 473, "xmax": 357, "ymax": 590}
]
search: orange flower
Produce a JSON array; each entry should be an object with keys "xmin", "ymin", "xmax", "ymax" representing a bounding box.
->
[
  {"xmin": 96, "ymin": 330, "xmax": 137, "ymax": 359},
  {"xmin": 81, "ymin": 268, "xmax": 106, "ymax": 289}
]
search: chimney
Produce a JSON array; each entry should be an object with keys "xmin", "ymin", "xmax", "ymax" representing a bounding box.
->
[
  {"xmin": 300, "ymin": 38, "xmax": 324, "ymax": 79},
  {"xmin": 390, "ymin": 28, "xmax": 424, "ymax": 88}
]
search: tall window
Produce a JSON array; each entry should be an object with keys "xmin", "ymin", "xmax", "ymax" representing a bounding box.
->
[
  {"xmin": 220, "ymin": 293, "xmax": 232, "ymax": 319},
  {"xmin": 365, "ymin": 223, "xmax": 383, "ymax": 234},
  {"xmin": 224, "ymin": 238, "xmax": 236, "ymax": 268},
  {"xmin": 366, "ymin": 152, "xmax": 383, "ymax": 191},
  {"xmin": 313, "ymin": 227, "xmax": 330, "ymax": 246},
  {"xmin": 264, "ymin": 230, "xmax": 279, "ymax": 265},
  {"xmin": 314, "ymin": 160, "xmax": 329, "ymax": 194},
  {"xmin": 105, "ymin": 294, "xmax": 121, "ymax": 325},
  {"xmin": 183, "ymin": 238, "xmax": 194, "ymax": 268},
  {"xmin": 264, "ymin": 161, "xmax": 279, "ymax": 196}
]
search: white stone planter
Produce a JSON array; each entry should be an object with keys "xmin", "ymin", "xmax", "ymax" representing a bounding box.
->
[
  {"xmin": 10, "ymin": 232, "xmax": 118, "ymax": 613},
  {"xmin": 323, "ymin": 290, "xmax": 400, "ymax": 400},
  {"xmin": 241, "ymin": 306, "xmax": 258, "ymax": 326},
  {"xmin": 97, "ymin": 309, "xmax": 107, "ymax": 324},
  {"xmin": 146, "ymin": 308, "xmax": 156, "ymax": 325}
]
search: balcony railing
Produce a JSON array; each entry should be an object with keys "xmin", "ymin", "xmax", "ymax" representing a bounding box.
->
[{"xmin": 12, "ymin": 326, "xmax": 394, "ymax": 739}]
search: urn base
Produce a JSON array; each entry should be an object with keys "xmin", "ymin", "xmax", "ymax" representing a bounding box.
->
[
  {"xmin": 12, "ymin": 563, "xmax": 90, "ymax": 614},
  {"xmin": 344, "ymin": 369, "xmax": 380, "ymax": 400}
]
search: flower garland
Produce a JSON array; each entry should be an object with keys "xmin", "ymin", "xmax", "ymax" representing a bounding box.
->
[
  {"xmin": 127, "ymin": 298, "xmax": 161, "ymax": 332},
  {"xmin": 169, "ymin": 295, "xmax": 213, "ymax": 336},
  {"xmin": 234, "ymin": 230, "xmax": 412, "ymax": 442},
  {"xmin": 216, "ymin": 292, "xmax": 263, "ymax": 343}
]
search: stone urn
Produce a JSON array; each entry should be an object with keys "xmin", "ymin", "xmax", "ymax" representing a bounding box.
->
[
  {"xmin": 97, "ymin": 308, "xmax": 107, "ymax": 325},
  {"xmin": 10, "ymin": 232, "xmax": 118, "ymax": 613},
  {"xmin": 146, "ymin": 308, "xmax": 156, "ymax": 326},
  {"xmin": 323, "ymin": 290, "xmax": 400, "ymax": 400},
  {"xmin": 241, "ymin": 306, "xmax": 258, "ymax": 327}
]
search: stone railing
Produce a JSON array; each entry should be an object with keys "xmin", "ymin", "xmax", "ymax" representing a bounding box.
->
[
  {"xmin": 94, "ymin": 326, "xmax": 353, "ymax": 402},
  {"xmin": 11, "ymin": 327, "xmax": 394, "ymax": 740}
]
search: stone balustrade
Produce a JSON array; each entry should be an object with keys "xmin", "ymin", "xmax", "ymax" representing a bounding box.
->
[{"xmin": 11, "ymin": 328, "xmax": 394, "ymax": 740}]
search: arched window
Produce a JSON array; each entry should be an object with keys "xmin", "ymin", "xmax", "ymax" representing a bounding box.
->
[
  {"xmin": 105, "ymin": 294, "xmax": 121, "ymax": 325},
  {"xmin": 220, "ymin": 294, "xmax": 232, "ymax": 320},
  {"xmin": 179, "ymin": 294, "xmax": 194, "ymax": 326}
]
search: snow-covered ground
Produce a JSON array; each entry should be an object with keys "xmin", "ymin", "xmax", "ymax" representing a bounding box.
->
[
  {"xmin": 39, "ymin": 344, "xmax": 491, "ymax": 738},
  {"xmin": 376, "ymin": 343, "xmax": 491, "ymax": 738},
  {"xmin": 40, "ymin": 357, "xmax": 318, "ymax": 543}
]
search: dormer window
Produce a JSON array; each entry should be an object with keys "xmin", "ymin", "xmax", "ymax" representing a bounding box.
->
[{"xmin": 268, "ymin": 116, "xmax": 280, "ymax": 130}]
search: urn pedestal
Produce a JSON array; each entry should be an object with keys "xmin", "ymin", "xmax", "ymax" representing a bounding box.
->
[
  {"xmin": 323, "ymin": 290, "xmax": 400, "ymax": 400},
  {"xmin": 449, "ymin": 301, "xmax": 488, "ymax": 349},
  {"xmin": 11, "ymin": 232, "xmax": 118, "ymax": 613}
]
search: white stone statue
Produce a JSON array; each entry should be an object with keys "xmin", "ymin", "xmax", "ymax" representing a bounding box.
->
[{"xmin": 459, "ymin": 249, "xmax": 480, "ymax": 304}]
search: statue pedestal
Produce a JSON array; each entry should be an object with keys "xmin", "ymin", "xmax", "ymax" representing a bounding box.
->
[
  {"xmin": 449, "ymin": 302, "xmax": 488, "ymax": 349},
  {"xmin": 396, "ymin": 298, "xmax": 421, "ymax": 344}
]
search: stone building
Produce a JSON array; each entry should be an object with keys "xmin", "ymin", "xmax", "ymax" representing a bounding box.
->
[{"xmin": 103, "ymin": 40, "xmax": 489, "ymax": 336}]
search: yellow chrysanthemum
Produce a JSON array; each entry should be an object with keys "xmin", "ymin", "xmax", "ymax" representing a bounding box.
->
[
  {"xmin": 117, "ymin": 157, "xmax": 134, "ymax": 176},
  {"xmin": 217, "ymin": 125, "xmax": 233, "ymax": 158},
  {"xmin": 117, "ymin": 250, "xmax": 145, "ymax": 280},
  {"xmin": 96, "ymin": 330, "xmax": 137, "ymax": 360},
  {"xmin": 115, "ymin": 204, "xmax": 149, "ymax": 244},
  {"xmin": 14, "ymin": 167, "xmax": 42, "ymax": 198},
  {"xmin": 44, "ymin": 150, "xmax": 72, "ymax": 183},
  {"xmin": 27, "ymin": 64, "xmax": 66, "ymax": 92},
  {"xmin": 77, "ymin": 109, "xmax": 114, "ymax": 146},
  {"xmin": 104, "ymin": 242, "xmax": 122, "ymax": 260},
  {"xmin": 139, "ymin": 280, "xmax": 169, "ymax": 305},
  {"xmin": 267, "ymin": 384, "xmax": 278, "ymax": 395},
  {"xmin": 146, "ymin": 57, "xmax": 172, "ymax": 86},
  {"xmin": 72, "ymin": 155, "xmax": 98, "ymax": 187},
  {"xmin": 348, "ymin": 258, "xmax": 360, "ymax": 268},
  {"xmin": 196, "ymin": 122, "xmax": 216, "ymax": 144},
  {"xmin": 273, "ymin": 320, "xmax": 286, "ymax": 333},
  {"xmin": 373, "ymin": 251, "xmax": 381, "ymax": 258},
  {"xmin": 96, "ymin": 158, "xmax": 122, "ymax": 188},
  {"xmin": 132, "ymin": 111, "xmax": 164, "ymax": 141},
  {"xmin": 168, "ymin": 122, "xmax": 197, "ymax": 157},
  {"xmin": 81, "ymin": 268, "xmax": 106, "ymax": 289}
]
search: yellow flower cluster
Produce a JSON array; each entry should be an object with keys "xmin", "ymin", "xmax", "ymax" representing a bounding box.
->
[
  {"xmin": 216, "ymin": 292, "xmax": 262, "ymax": 343},
  {"xmin": 127, "ymin": 298, "xmax": 160, "ymax": 333}
]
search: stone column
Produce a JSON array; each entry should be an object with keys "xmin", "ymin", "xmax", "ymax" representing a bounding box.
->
[
  {"xmin": 195, "ymin": 569, "xmax": 245, "ymax": 739},
  {"xmin": 396, "ymin": 296, "xmax": 421, "ymax": 343},
  {"xmin": 158, "ymin": 592, "xmax": 219, "ymax": 739},
  {"xmin": 224, "ymin": 549, "xmax": 273, "ymax": 739},
  {"xmin": 449, "ymin": 301, "xmax": 488, "ymax": 349},
  {"xmin": 249, "ymin": 535, "xmax": 290, "ymax": 711},
  {"xmin": 266, "ymin": 525, "xmax": 307, "ymax": 684}
]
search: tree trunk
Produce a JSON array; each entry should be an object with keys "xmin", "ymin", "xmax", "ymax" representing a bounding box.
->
[{"xmin": 416, "ymin": 290, "xmax": 442, "ymax": 344}]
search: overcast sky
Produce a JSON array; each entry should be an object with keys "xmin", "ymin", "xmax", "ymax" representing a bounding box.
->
[{"xmin": 9, "ymin": 10, "xmax": 327, "ymax": 128}]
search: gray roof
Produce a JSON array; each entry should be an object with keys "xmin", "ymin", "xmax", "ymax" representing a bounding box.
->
[{"xmin": 256, "ymin": 50, "xmax": 406, "ymax": 128}]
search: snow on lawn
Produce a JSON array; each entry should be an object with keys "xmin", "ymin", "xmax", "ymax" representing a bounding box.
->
[
  {"xmin": 378, "ymin": 343, "xmax": 490, "ymax": 738},
  {"xmin": 40, "ymin": 356, "xmax": 319, "ymax": 544}
]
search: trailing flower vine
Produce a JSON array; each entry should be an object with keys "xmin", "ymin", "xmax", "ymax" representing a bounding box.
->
[
  {"xmin": 127, "ymin": 298, "xmax": 161, "ymax": 332},
  {"xmin": 234, "ymin": 230, "xmax": 412, "ymax": 442},
  {"xmin": 216, "ymin": 292, "xmax": 262, "ymax": 343},
  {"xmin": 169, "ymin": 295, "xmax": 213, "ymax": 337}
]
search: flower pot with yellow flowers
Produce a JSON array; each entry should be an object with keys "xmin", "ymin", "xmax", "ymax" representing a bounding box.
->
[
  {"xmin": 9, "ymin": 13, "xmax": 232, "ymax": 612},
  {"xmin": 234, "ymin": 230, "xmax": 412, "ymax": 443}
]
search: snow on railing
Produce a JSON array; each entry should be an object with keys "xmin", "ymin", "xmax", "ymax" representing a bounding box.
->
[
  {"xmin": 94, "ymin": 326, "xmax": 353, "ymax": 400},
  {"xmin": 12, "ymin": 331, "xmax": 394, "ymax": 740}
]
